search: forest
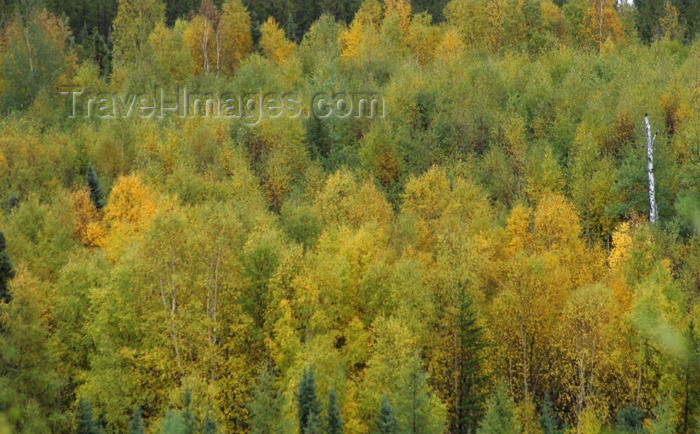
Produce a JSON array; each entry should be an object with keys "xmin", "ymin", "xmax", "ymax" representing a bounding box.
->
[{"xmin": 0, "ymin": 0, "xmax": 699, "ymax": 433}]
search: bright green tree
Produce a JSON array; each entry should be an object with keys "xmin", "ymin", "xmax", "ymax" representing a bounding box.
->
[
  {"xmin": 249, "ymin": 369, "xmax": 286, "ymax": 433},
  {"xmin": 477, "ymin": 382, "xmax": 520, "ymax": 434}
]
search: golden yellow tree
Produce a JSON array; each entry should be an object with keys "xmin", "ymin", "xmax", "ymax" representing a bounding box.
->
[{"xmin": 260, "ymin": 17, "xmax": 296, "ymax": 66}]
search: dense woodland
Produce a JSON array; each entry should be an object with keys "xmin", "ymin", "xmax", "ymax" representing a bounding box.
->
[{"xmin": 0, "ymin": 0, "xmax": 699, "ymax": 433}]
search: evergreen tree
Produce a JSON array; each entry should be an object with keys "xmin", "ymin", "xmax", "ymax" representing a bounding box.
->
[
  {"xmin": 615, "ymin": 406, "xmax": 645, "ymax": 432},
  {"xmin": 305, "ymin": 411, "xmax": 320, "ymax": 434},
  {"xmin": 75, "ymin": 398, "xmax": 100, "ymax": 434},
  {"xmin": 181, "ymin": 389, "xmax": 195, "ymax": 434},
  {"xmin": 0, "ymin": 231, "xmax": 15, "ymax": 304},
  {"xmin": 297, "ymin": 366, "xmax": 322, "ymax": 434},
  {"xmin": 249, "ymin": 369, "xmax": 286, "ymax": 433},
  {"xmin": 128, "ymin": 407, "xmax": 145, "ymax": 434},
  {"xmin": 681, "ymin": 321, "xmax": 700, "ymax": 433},
  {"xmin": 455, "ymin": 288, "xmax": 489, "ymax": 433},
  {"xmin": 396, "ymin": 354, "xmax": 443, "ymax": 433},
  {"xmin": 477, "ymin": 382, "xmax": 520, "ymax": 434},
  {"xmin": 648, "ymin": 394, "xmax": 677, "ymax": 434},
  {"xmin": 540, "ymin": 393, "xmax": 558, "ymax": 434},
  {"xmin": 375, "ymin": 396, "xmax": 398, "ymax": 434},
  {"xmin": 86, "ymin": 164, "xmax": 105, "ymax": 210},
  {"xmin": 326, "ymin": 388, "xmax": 343, "ymax": 434},
  {"xmin": 202, "ymin": 411, "xmax": 218, "ymax": 434},
  {"xmin": 161, "ymin": 409, "xmax": 186, "ymax": 434}
]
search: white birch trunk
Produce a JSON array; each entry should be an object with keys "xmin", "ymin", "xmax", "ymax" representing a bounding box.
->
[{"xmin": 644, "ymin": 114, "xmax": 658, "ymax": 224}]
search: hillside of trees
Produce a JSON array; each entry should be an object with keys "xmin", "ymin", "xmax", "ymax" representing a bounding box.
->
[{"xmin": 0, "ymin": 0, "xmax": 699, "ymax": 432}]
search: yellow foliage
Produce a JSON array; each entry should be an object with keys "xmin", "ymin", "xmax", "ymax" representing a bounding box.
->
[
  {"xmin": 260, "ymin": 17, "xmax": 295, "ymax": 66},
  {"xmin": 435, "ymin": 29, "xmax": 464, "ymax": 63},
  {"xmin": 69, "ymin": 189, "xmax": 102, "ymax": 247},
  {"xmin": 99, "ymin": 175, "xmax": 160, "ymax": 260},
  {"xmin": 581, "ymin": 0, "xmax": 623, "ymax": 51},
  {"xmin": 383, "ymin": 0, "xmax": 412, "ymax": 34}
]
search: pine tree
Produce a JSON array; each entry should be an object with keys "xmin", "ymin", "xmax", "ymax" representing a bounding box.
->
[
  {"xmin": 0, "ymin": 231, "xmax": 15, "ymax": 304},
  {"xmin": 375, "ymin": 396, "xmax": 398, "ymax": 434},
  {"xmin": 86, "ymin": 164, "xmax": 105, "ymax": 210},
  {"xmin": 75, "ymin": 398, "xmax": 100, "ymax": 434},
  {"xmin": 540, "ymin": 393, "xmax": 558, "ymax": 434},
  {"xmin": 477, "ymin": 382, "xmax": 520, "ymax": 434},
  {"xmin": 181, "ymin": 389, "xmax": 195, "ymax": 434},
  {"xmin": 305, "ymin": 411, "xmax": 320, "ymax": 434},
  {"xmin": 326, "ymin": 388, "xmax": 343, "ymax": 434},
  {"xmin": 396, "ymin": 354, "xmax": 442, "ymax": 433},
  {"xmin": 202, "ymin": 411, "xmax": 218, "ymax": 434},
  {"xmin": 648, "ymin": 394, "xmax": 677, "ymax": 434},
  {"xmin": 249, "ymin": 369, "xmax": 285, "ymax": 433},
  {"xmin": 128, "ymin": 407, "xmax": 145, "ymax": 434},
  {"xmin": 161, "ymin": 408, "xmax": 186, "ymax": 434},
  {"xmin": 455, "ymin": 288, "xmax": 489, "ymax": 433},
  {"xmin": 297, "ymin": 367, "xmax": 322, "ymax": 434},
  {"xmin": 616, "ymin": 406, "xmax": 644, "ymax": 432}
]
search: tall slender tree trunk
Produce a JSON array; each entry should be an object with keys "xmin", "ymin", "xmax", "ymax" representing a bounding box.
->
[{"xmin": 644, "ymin": 114, "xmax": 658, "ymax": 224}]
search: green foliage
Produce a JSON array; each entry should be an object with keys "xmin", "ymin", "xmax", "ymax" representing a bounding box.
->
[
  {"xmin": 86, "ymin": 165, "xmax": 105, "ymax": 210},
  {"xmin": 297, "ymin": 367, "xmax": 322, "ymax": 434},
  {"xmin": 375, "ymin": 396, "xmax": 398, "ymax": 434},
  {"xmin": 616, "ymin": 406, "xmax": 645, "ymax": 432},
  {"xmin": 326, "ymin": 388, "xmax": 343, "ymax": 434},
  {"xmin": 454, "ymin": 288, "xmax": 489, "ymax": 433},
  {"xmin": 128, "ymin": 407, "xmax": 144, "ymax": 434},
  {"xmin": 75, "ymin": 399, "xmax": 100, "ymax": 434},
  {"xmin": 540, "ymin": 393, "xmax": 559, "ymax": 434},
  {"xmin": 0, "ymin": 231, "xmax": 15, "ymax": 303},
  {"xmin": 249, "ymin": 369, "xmax": 285, "ymax": 434},
  {"xmin": 477, "ymin": 382, "xmax": 519, "ymax": 434}
]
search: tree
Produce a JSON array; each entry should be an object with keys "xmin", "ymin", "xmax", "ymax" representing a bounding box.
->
[
  {"xmin": 181, "ymin": 389, "xmax": 195, "ymax": 434},
  {"xmin": 616, "ymin": 406, "xmax": 644, "ymax": 432},
  {"xmin": 249, "ymin": 369, "xmax": 285, "ymax": 433},
  {"xmin": 297, "ymin": 367, "xmax": 322, "ymax": 433},
  {"xmin": 540, "ymin": 393, "xmax": 558, "ymax": 434},
  {"xmin": 647, "ymin": 394, "xmax": 676, "ymax": 433},
  {"xmin": 75, "ymin": 399, "xmax": 100, "ymax": 434},
  {"xmin": 375, "ymin": 396, "xmax": 398, "ymax": 434},
  {"xmin": 161, "ymin": 409, "xmax": 186, "ymax": 434},
  {"xmin": 86, "ymin": 165, "xmax": 105, "ymax": 210},
  {"xmin": 202, "ymin": 411, "xmax": 218, "ymax": 434},
  {"xmin": 326, "ymin": 388, "xmax": 343, "ymax": 434},
  {"xmin": 454, "ymin": 287, "xmax": 489, "ymax": 433},
  {"xmin": 0, "ymin": 8, "xmax": 75, "ymax": 111},
  {"xmin": 0, "ymin": 231, "xmax": 15, "ymax": 303},
  {"xmin": 644, "ymin": 115, "xmax": 659, "ymax": 224},
  {"xmin": 477, "ymin": 382, "xmax": 520, "ymax": 434},
  {"xmin": 396, "ymin": 354, "xmax": 445, "ymax": 433},
  {"xmin": 111, "ymin": 0, "xmax": 165, "ymax": 67},
  {"xmin": 260, "ymin": 16, "xmax": 296, "ymax": 65},
  {"xmin": 128, "ymin": 407, "xmax": 144, "ymax": 434},
  {"xmin": 659, "ymin": 0, "xmax": 684, "ymax": 41}
]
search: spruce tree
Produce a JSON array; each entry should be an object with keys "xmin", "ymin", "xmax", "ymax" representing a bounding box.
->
[
  {"xmin": 326, "ymin": 388, "xmax": 343, "ymax": 434},
  {"xmin": 477, "ymin": 382, "xmax": 520, "ymax": 434},
  {"xmin": 297, "ymin": 367, "xmax": 322, "ymax": 434},
  {"xmin": 0, "ymin": 231, "xmax": 15, "ymax": 304},
  {"xmin": 181, "ymin": 389, "xmax": 195, "ymax": 434},
  {"xmin": 75, "ymin": 398, "xmax": 100, "ymax": 434},
  {"xmin": 396, "ymin": 354, "xmax": 441, "ymax": 433},
  {"xmin": 202, "ymin": 411, "xmax": 218, "ymax": 434},
  {"xmin": 161, "ymin": 409, "xmax": 186, "ymax": 434},
  {"xmin": 128, "ymin": 406, "xmax": 145, "ymax": 434},
  {"xmin": 86, "ymin": 164, "xmax": 105, "ymax": 210},
  {"xmin": 648, "ymin": 394, "xmax": 677, "ymax": 434},
  {"xmin": 375, "ymin": 396, "xmax": 398, "ymax": 434},
  {"xmin": 455, "ymin": 287, "xmax": 489, "ymax": 433},
  {"xmin": 540, "ymin": 393, "xmax": 558, "ymax": 434},
  {"xmin": 305, "ymin": 411, "xmax": 319, "ymax": 434},
  {"xmin": 249, "ymin": 369, "xmax": 285, "ymax": 433}
]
